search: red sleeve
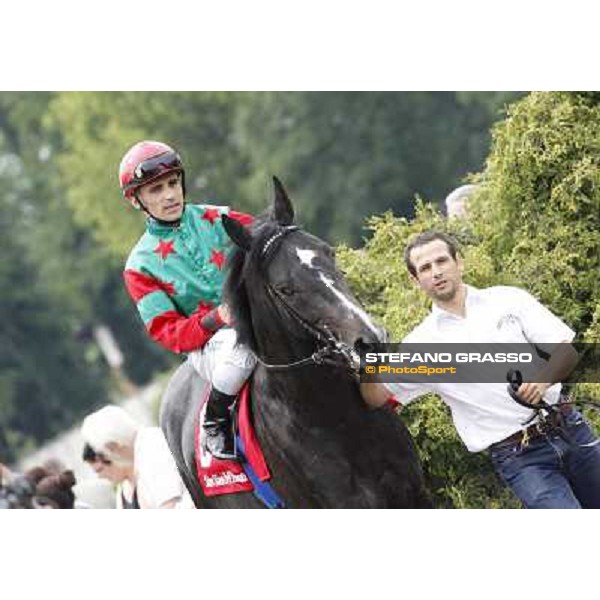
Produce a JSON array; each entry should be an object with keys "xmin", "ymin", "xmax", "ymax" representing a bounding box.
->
[
  {"xmin": 146, "ymin": 308, "xmax": 218, "ymax": 353},
  {"xmin": 228, "ymin": 210, "xmax": 254, "ymax": 226},
  {"xmin": 123, "ymin": 269, "xmax": 220, "ymax": 354}
]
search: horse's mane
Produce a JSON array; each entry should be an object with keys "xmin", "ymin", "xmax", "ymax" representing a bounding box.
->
[{"xmin": 223, "ymin": 214, "xmax": 282, "ymax": 353}]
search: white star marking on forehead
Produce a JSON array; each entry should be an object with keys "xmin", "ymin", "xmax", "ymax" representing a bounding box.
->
[{"xmin": 296, "ymin": 248, "xmax": 318, "ymax": 269}]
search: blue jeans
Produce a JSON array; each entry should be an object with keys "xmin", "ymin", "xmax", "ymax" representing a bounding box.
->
[{"xmin": 489, "ymin": 409, "xmax": 600, "ymax": 508}]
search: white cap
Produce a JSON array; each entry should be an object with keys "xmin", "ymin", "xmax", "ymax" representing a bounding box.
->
[
  {"xmin": 81, "ymin": 405, "xmax": 140, "ymax": 459},
  {"xmin": 445, "ymin": 184, "xmax": 478, "ymax": 218}
]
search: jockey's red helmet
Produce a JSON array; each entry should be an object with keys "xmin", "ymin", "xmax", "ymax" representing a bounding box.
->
[{"xmin": 119, "ymin": 140, "xmax": 184, "ymax": 200}]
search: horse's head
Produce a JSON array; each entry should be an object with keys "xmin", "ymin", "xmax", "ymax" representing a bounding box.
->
[{"xmin": 222, "ymin": 177, "xmax": 385, "ymax": 365}]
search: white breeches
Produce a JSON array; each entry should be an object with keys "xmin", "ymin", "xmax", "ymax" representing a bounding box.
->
[{"xmin": 188, "ymin": 328, "xmax": 257, "ymax": 396}]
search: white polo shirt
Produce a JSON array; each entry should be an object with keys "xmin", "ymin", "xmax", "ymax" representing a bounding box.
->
[
  {"xmin": 388, "ymin": 285, "xmax": 575, "ymax": 452},
  {"xmin": 117, "ymin": 427, "xmax": 193, "ymax": 509}
]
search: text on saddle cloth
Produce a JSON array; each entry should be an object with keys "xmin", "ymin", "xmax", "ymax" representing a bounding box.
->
[{"xmin": 194, "ymin": 383, "xmax": 271, "ymax": 497}]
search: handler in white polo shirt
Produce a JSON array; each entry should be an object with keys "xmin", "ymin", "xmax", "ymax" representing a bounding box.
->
[{"xmin": 377, "ymin": 231, "xmax": 600, "ymax": 509}]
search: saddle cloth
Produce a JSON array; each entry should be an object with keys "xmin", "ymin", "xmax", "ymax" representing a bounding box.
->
[{"xmin": 194, "ymin": 383, "xmax": 271, "ymax": 497}]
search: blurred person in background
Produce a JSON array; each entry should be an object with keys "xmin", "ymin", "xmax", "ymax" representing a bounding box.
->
[
  {"xmin": 0, "ymin": 462, "xmax": 13, "ymax": 487},
  {"xmin": 444, "ymin": 184, "xmax": 478, "ymax": 219},
  {"xmin": 81, "ymin": 405, "xmax": 192, "ymax": 509},
  {"xmin": 31, "ymin": 470, "xmax": 76, "ymax": 509},
  {"xmin": 1, "ymin": 463, "xmax": 76, "ymax": 509},
  {"xmin": 73, "ymin": 478, "xmax": 116, "ymax": 509},
  {"xmin": 0, "ymin": 468, "xmax": 34, "ymax": 508}
]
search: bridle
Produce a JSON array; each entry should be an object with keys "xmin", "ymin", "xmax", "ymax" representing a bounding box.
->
[{"xmin": 252, "ymin": 225, "xmax": 360, "ymax": 374}]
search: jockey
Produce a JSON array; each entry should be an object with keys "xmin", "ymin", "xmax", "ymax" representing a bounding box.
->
[{"xmin": 119, "ymin": 140, "xmax": 256, "ymax": 460}]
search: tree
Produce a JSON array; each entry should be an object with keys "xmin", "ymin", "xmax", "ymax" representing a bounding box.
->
[
  {"xmin": 48, "ymin": 91, "xmax": 250, "ymax": 257},
  {"xmin": 0, "ymin": 91, "xmax": 530, "ymax": 463},
  {"xmin": 471, "ymin": 91, "xmax": 600, "ymax": 429},
  {"xmin": 0, "ymin": 160, "xmax": 109, "ymax": 463},
  {"xmin": 470, "ymin": 92, "xmax": 600, "ymax": 339},
  {"xmin": 236, "ymin": 92, "xmax": 523, "ymax": 244}
]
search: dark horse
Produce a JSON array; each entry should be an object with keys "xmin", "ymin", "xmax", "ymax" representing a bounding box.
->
[{"xmin": 160, "ymin": 178, "xmax": 431, "ymax": 508}]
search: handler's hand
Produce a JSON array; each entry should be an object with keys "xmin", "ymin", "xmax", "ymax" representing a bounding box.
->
[{"xmin": 517, "ymin": 382, "xmax": 551, "ymax": 405}]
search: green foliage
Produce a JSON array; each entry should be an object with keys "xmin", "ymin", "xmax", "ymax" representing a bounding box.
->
[
  {"xmin": 470, "ymin": 92, "xmax": 600, "ymax": 336},
  {"xmin": 0, "ymin": 93, "xmax": 111, "ymax": 461},
  {"xmin": 0, "ymin": 93, "xmax": 173, "ymax": 460},
  {"xmin": 47, "ymin": 91, "xmax": 249, "ymax": 258},
  {"xmin": 47, "ymin": 92, "xmax": 521, "ymax": 253},
  {"xmin": 339, "ymin": 92, "xmax": 600, "ymax": 508},
  {"xmin": 237, "ymin": 92, "xmax": 522, "ymax": 244},
  {"xmin": 472, "ymin": 92, "xmax": 600, "ymax": 407},
  {"xmin": 0, "ymin": 187, "xmax": 109, "ymax": 463},
  {"xmin": 9, "ymin": 90, "xmax": 591, "ymax": 501},
  {"xmin": 36, "ymin": 90, "xmax": 521, "ymax": 398},
  {"xmin": 1, "ymin": 92, "xmax": 119, "ymax": 322},
  {"xmin": 339, "ymin": 205, "xmax": 520, "ymax": 507}
]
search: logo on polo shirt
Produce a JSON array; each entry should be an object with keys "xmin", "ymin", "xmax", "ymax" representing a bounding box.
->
[{"xmin": 496, "ymin": 314, "xmax": 521, "ymax": 330}]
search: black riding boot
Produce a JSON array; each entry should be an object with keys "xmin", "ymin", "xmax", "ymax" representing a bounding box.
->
[{"xmin": 202, "ymin": 388, "xmax": 238, "ymax": 461}]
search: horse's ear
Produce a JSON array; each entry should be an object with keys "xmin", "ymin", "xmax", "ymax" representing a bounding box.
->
[
  {"xmin": 272, "ymin": 176, "xmax": 295, "ymax": 226},
  {"xmin": 222, "ymin": 214, "xmax": 252, "ymax": 252}
]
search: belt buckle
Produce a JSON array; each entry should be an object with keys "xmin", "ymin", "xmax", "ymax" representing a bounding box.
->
[
  {"xmin": 521, "ymin": 427, "xmax": 530, "ymax": 449},
  {"xmin": 538, "ymin": 412, "xmax": 557, "ymax": 435},
  {"xmin": 535, "ymin": 420, "xmax": 546, "ymax": 436}
]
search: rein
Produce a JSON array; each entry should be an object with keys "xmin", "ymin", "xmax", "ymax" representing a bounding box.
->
[
  {"xmin": 507, "ymin": 369, "xmax": 600, "ymax": 448},
  {"xmin": 252, "ymin": 226, "xmax": 359, "ymax": 374}
]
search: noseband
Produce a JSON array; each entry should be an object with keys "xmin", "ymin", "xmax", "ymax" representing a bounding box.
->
[{"xmin": 254, "ymin": 225, "xmax": 360, "ymax": 373}]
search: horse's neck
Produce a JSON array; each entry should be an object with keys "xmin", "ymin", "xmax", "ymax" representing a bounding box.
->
[
  {"xmin": 253, "ymin": 365, "xmax": 361, "ymax": 427},
  {"xmin": 251, "ymin": 322, "xmax": 363, "ymax": 423},
  {"xmin": 253, "ymin": 326, "xmax": 313, "ymax": 364}
]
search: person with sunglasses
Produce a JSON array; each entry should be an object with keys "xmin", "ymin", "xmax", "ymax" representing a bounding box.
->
[
  {"xmin": 81, "ymin": 405, "xmax": 192, "ymax": 509},
  {"xmin": 119, "ymin": 141, "xmax": 256, "ymax": 461}
]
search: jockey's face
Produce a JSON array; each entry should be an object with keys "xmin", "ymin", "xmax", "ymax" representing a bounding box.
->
[
  {"xmin": 135, "ymin": 171, "xmax": 184, "ymax": 221},
  {"xmin": 409, "ymin": 239, "xmax": 464, "ymax": 303}
]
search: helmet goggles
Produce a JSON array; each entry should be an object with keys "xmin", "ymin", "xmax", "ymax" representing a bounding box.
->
[{"xmin": 125, "ymin": 150, "xmax": 183, "ymax": 194}]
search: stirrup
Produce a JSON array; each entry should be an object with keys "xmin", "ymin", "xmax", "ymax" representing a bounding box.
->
[{"xmin": 202, "ymin": 419, "xmax": 239, "ymax": 461}]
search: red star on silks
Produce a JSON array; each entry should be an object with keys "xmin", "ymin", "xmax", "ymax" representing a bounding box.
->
[
  {"xmin": 209, "ymin": 249, "xmax": 226, "ymax": 270},
  {"xmin": 154, "ymin": 239, "xmax": 176, "ymax": 260},
  {"xmin": 202, "ymin": 208, "xmax": 221, "ymax": 225}
]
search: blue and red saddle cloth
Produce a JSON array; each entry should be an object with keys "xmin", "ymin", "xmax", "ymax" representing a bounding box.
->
[{"xmin": 194, "ymin": 384, "xmax": 284, "ymax": 508}]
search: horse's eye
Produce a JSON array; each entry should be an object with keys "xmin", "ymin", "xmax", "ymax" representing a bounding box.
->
[{"xmin": 278, "ymin": 285, "xmax": 295, "ymax": 296}]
